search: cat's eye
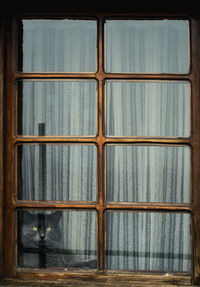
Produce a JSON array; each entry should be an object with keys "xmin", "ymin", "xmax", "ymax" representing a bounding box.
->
[
  {"xmin": 32, "ymin": 226, "xmax": 38, "ymax": 231},
  {"xmin": 46, "ymin": 227, "xmax": 52, "ymax": 232}
]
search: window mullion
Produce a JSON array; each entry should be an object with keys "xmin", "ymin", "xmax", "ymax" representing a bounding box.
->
[{"xmin": 96, "ymin": 15, "xmax": 105, "ymax": 271}]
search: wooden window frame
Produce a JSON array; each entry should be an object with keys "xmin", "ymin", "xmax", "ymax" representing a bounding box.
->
[{"xmin": 1, "ymin": 11, "xmax": 200, "ymax": 286}]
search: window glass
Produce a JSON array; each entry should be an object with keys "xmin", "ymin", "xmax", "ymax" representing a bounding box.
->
[
  {"xmin": 19, "ymin": 19, "xmax": 97, "ymax": 72},
  {"xmin": 106, "ymin": 145, "xmax": 190, "ymax": 203},
  {"xmin": 106, "ymin": 81, "xmax": 190, "ymax": 137},
  {"xmin": 17, "ymin": 81, "xmax": 97, "ymax": 136},
  {"xmin": 105, "ymin": 20, "xmax": 189, "ymax": 74},
  {"xmin": 17, "ymin": 144, "xmax": 97, "ymax": 201},
  {"xmin": 9, "ymin": 15, "xmax": 194, "ymax": 279},
  {"xmin": 17, "ymin": 210, "xmax": 97, "ymax": 269},
  {"xmin": 106, "ymin": 211, "xmax": 191, "ymax": 272}
]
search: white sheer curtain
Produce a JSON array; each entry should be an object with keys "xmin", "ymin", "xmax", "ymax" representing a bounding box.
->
[
  {"xmin": 105, "ymin": 20, "xmax": 189, "ymax": 73},
  {"xmin": 21, "ymin": 19, "xmax": 97, "ymax": 72},
  {"xmin": 106, "ymin": 212, "xmax": 191, "ymax": 271},
  {"xmin": 106, "ymin": 145, "xmax": 190, "ymax": 203},
  {"xmin": 19, "ymin": 18, "xmax": 191, "ymax": 271},
  {"xmin": 19, "ymin": 19, "xmax": 98, "ymax": 267},
  {"xmin": 104, "ymin": 19, "xmax": 191, "ymax": 272},
  {"xmin": 19, "ymin": 81, "xmax": 97, "ymax": 136},
  {"xmin": 106, "ymin": 81, "xmax": 190, "ymax": 137},
  {"xmin": 61, "ymin": 211, "xmax": 97, "ymax": 262},
  {"xmin": 19, "ymin": 145, "xmax": 97, "ymax": 201}
]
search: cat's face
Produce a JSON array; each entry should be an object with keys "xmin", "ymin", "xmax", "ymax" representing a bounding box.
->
[{"xmin": 19, "ymin": 211, "xmax": 62, "ymax": 248}]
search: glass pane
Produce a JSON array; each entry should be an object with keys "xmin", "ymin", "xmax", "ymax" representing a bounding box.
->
[
  {"xmin": 106, "ymin": 211, "xmax": 191, "ymax": 272},
  {"xmin": 106, "ymin": 81, "xmax": 190, "ymax": 137},
  {"xmin": 19, "ymin": 19, "xmax": 97, "ymax": 72},
  {"xmin": 105, "ymin": 20, "xmax": 189, "ymax": 74},
  {"xmin": 17, "ymin": 210, "xmax": 97, "ymax": 269},
  {"xmin": 18, "ymin": 81, "xmax": 97, "ymax": 136},
  {"xmin": 17, "ymin": 145, "xmax": 97, "ymax": 201},
  {"xmin": 106, "ymin": 145, "xmax": 190, "ymax": 203}
]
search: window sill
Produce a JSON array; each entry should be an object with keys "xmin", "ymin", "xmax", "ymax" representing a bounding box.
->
[{"xmin": 0, "ymin": 278, "xmax": 197, "ymax": 287}]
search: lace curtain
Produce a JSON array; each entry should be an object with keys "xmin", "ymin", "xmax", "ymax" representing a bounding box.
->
[{"xmin": 18, "ymin": 19, "xmax": 191, "ymax": 271}]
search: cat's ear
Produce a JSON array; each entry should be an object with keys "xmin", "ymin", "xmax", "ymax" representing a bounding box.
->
[
  {"xmin": 52, "ymin": 211, "xmax": 62, "ymax": 223},
  {"xmin": 22, "ymin": 211, "xmax": 36, "ymax": 223}
]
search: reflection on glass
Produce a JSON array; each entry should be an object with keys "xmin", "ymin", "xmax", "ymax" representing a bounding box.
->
[
  {"xmin": 105, "ymin": 20, "xmax": 189, "ymax": 74},
  {"xmin": 106, "ymin": 212, "xmax": 191, "ymax": 272},
  {"xmin": 106, "ymin": 145, "xmax": 190, "ymax": 203},
  {"xmin": 18, "ymin": 210, "xmax": 97, "ymax": 269},
  {"xmin": 17, "ymin": 145, "xmax": 97, "ymax": 201},
  {"xmin": 19, "ymin": 19, "xmax": 97, "ymax": 72},
  {"xmin": 18, "ymin": 81, "xmax": 97, "ymax": 136},
  {"xmin": 106, "ymin": 81, "xmax": 190, "ymax": 137}
]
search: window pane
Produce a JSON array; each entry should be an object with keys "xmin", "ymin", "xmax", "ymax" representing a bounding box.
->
[
  {"xmin": 106, "ymin": 212, "xmax": 191, "ymax": 272},
  {"xmin": 106, "ymin": 145, "xmax": 190, "ymax": 203},
  {"xmin": 19, "ymin": 19, "xmax": 97, "ymax": 72},
  {"xmin": 18, "ymin": 81, "xmax": 97, "ymax": 136},
  {"xmin": 106, "ymin": 81, "xmax": 190, "ymax": 137},
  {"xmin": 17, "ymin": 210, "xmax": 97, "ymax": 269},
  {"xmin": 105, "ymin": 20, "xmax": 189, "ymax": 74},
  {"xmin": 17, "ymin": 145, "xmax": 97, "ymax": 201}
]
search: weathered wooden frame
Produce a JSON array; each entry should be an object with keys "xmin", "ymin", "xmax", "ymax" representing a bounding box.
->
[{"xmin": 2, "ymin": 12, "xmax": 200, "ymax": 286}]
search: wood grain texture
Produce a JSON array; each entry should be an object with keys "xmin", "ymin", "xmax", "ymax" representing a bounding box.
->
[
  {"xmin": 1, "ymin": 13, "xmax": 200, "ymax": 286},
  {"xmin": 0, "ymin": 283, "xmax": 196, "ymax": 287},
  {"xmin": 0, "ymin": 275, "xmax": 193, "ymax": 287},
  {"xmin": 190, "ymin": 19, "xmax": 200, "ymax": 286}
]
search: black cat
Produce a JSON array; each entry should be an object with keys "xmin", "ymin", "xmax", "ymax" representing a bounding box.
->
[{"xmin": 18, "ymin": 211, "xmax": 96, "ymax": 269}]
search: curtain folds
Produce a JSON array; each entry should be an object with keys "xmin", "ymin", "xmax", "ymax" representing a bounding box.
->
[
  {"xmin": 18, "ymin": 19, "xmax": 191, "ymax": 272},
  {"xmin": 21, "ymin": 20, "xmax": 97, "ymax": 72},
  {"xmin": 19, "ymin": 145, "xmax": 97, "ymax": 201},
  {"xmin": 106, "ymin": 145, "xmax": 190, "ymax": 203},
  {"xmin": 106, "ymin": 81, "xmax": 190, "ymax": 137},
  {"xmin": 105, "ymin": 20, "xmax": 189, "ymax": 74},
  {"xmin": 106, "ymin": 212, "xmax": 191, "ymax": 271},
  {"xmin": 18, "ymin": 81, "xmax": 97, "ymax": 136}
]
